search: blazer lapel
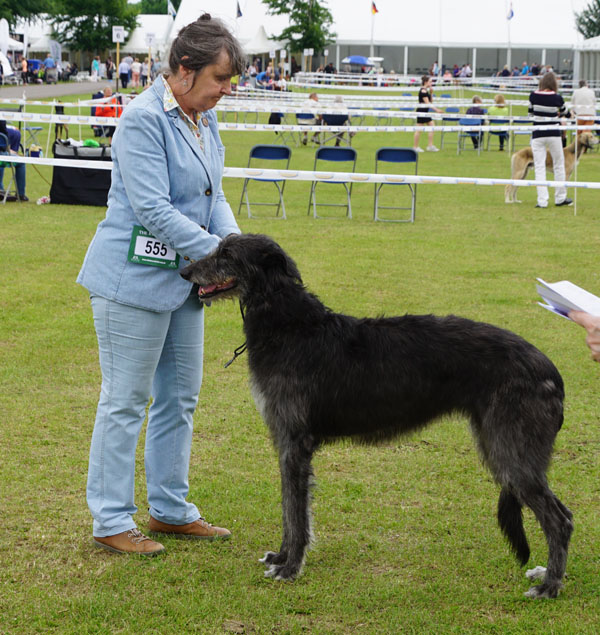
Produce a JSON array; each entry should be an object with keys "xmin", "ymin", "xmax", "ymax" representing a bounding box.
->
[{"xmin": 167, "ymin": 110, "xmax": 215, "ymax": 191}]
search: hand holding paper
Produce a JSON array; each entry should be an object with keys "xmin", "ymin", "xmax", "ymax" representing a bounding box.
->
[
  {"xmin": 537, "ymin": 279, "xmax": 600, "ymax": 361},
  {"xmin": 536, "ymin": 278, "xmax": 600, "ymax": 320}
]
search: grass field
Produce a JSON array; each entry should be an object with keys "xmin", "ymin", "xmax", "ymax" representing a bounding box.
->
[{"xmin": 1, "ymin": 88, "xmax": 600, "ymax": 633}]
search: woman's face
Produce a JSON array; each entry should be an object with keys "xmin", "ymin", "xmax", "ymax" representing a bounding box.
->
[{"xmin": 178, "ymin": 49, "xmax": 233, "ymax": 114}]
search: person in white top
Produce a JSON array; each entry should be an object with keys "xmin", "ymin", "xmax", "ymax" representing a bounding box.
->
[
  {"xmin": 571, "ymin": 79, "xmax": 596, "ymax": 133},
  {"xmin": 130, "ymin": 58, "xmax": 142, "ymax": 88}
]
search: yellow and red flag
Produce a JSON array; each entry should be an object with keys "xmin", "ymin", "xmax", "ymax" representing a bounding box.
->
[{"xmin": 371, "ymin": 2, "xmax": 379, "ymax": 15}]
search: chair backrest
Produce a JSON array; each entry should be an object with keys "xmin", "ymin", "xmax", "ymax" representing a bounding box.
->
[
  {"xmin": 249, "ymin": 144, "xmax": 291, "ymax": 161},
  {"xmin": 296, "ymin": 112, "xmax": 315, "ymax": 121},
  {"xmin": 315, "ymin": 146, "xmax": 356, "ymax": 163},
  {"xmin": 459, "ymin": 118, "xmax": 482, "ymax": 126},
  {"xmin": 0, "ymin": 132, "xmax": 9, "ymax": 153},
  {"xmin": 376, "ymin": 147, "xmax": 418, "ymax": 165},
  {"xmin": 322, "ymin": 113, "xmax": 349, "ymax": 126},
  {"xmin": 445, "ymin": 107, "xmax": 460, "ymax": 113},
  {"xmin": 441, "ymin": 93, "xmax": 451, "ymax": 98}
]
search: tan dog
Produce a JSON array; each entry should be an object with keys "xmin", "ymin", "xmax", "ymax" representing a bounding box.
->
[{"xmin": 505, "ymin": 131, "xmax": 598, "ymax": 203}]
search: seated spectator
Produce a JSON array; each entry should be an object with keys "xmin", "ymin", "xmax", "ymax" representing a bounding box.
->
[
  {"xmin": 256, "ymin": 69, "xmax": 272, "ymax": 89},
  {"xmin": 487, "ymin": 94, "xmax": 509, "ymax": 151},
  {"xmin": 298, "ymin": 92, "xmax": 321, "ymax": 145},
  {"xmin": 0, "ymin": 121, "xmax": 28, "ymax": 201},
  {"xmin": 465, "ymin": 95, "xmax": 485, "ymax": 149},
  {"xmin": 94, "ymin": 86, "xmax": 123, "ymax": 140}
]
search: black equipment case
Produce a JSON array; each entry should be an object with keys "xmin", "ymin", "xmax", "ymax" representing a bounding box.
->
[{"xmin": 50, "ymin": 141, "xmax": 112, "ymax": 207}]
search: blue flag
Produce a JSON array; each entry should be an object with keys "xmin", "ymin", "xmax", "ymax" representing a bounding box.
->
[
  {"xmin": 237, "ymin": 2, "xmax": 243, "ymax": 18},
  {"xmin": 507, "ymin": 2, "xmax": 514, "ymax": 20}
]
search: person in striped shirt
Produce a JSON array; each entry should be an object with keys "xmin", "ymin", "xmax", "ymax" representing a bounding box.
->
[{"xmin": 528, "ymin": 72, "xmax": 572, "ymax": 208}]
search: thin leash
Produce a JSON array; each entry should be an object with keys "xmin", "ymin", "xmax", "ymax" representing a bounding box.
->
[{"xmin": 224, "ymin": 301, "xmax": 247, "ymax": 368}]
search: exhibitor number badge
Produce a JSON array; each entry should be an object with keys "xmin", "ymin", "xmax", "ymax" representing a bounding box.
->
[{"xmin": 127, "ymin": 225, "xmax": 180, "ymax": 269}]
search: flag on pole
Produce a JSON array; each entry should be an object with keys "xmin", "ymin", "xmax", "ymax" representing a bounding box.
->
[
  {"xmin": 507, "ymin": 2, "xmax": 514, "ymax": 20},
  {"xmin": 371, "ymin": 2, "xmax": 378, "ymax": 15},
  {"xmin": 167, "ymin": 0, "xmax": 177, "ymax": 18},
  {"xmin": 236, "ymin": 1, "xmax": 243, "ymax": 18}
]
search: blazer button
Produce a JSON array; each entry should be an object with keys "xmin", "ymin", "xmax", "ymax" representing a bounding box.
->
[
  {"xmin": 184, "ymin": 256, "xmax": 190, "ymax": 261},
  {"xmin": 205, "ymin": 188, "xmax": 212, "ymax": 196}
]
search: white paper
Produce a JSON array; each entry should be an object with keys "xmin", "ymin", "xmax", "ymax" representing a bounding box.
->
[{"xmin": 536, "ymin": 278, "xmax": 600, "ymax": 319}]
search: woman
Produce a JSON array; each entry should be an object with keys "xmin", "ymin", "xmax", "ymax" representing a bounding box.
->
[
  {"xmin": 91, "ymin": 56, "xmax": 101, "ymax": 81},
  {"xmin": 487, "ymin": 94, "xmax": 509, "ymax": 151},
  {"xmin": 413, "ymin": 75, "xmax": 442, "ymax": 153},
  {"xmin": 131, "ymin": 57, "xmax": 142, "ymax": 88},
  {"xmin": 77, "ymin": 15, "xmax": 245, "ymax": 555},
  {"xmin": 528, "ymin": 72, "xmax": 571, "ymax": 208}
]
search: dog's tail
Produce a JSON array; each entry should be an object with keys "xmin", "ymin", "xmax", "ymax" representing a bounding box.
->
[{"xmin": 497, "ymin": 488, "xmax": 530, "ymax": 565}]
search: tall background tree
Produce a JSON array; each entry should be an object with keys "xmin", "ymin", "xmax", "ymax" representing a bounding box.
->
[
  {"xmin": 262, "ymin": 0, "xmax": 336, "ymax": 55},
  {"xmin": 130, "ymin": 0, "xmax": 182, "ymax": 15},
  {"xmin": 49, "ymin": 0, "xmax": 139, "ymax": 53},
  {"xmin": 575, "ymin": 0, "xmax": 600, "ymax": 39},
  {"xmin": 0, "ymin": 0, "xmax": 50, "ymax": 25}
]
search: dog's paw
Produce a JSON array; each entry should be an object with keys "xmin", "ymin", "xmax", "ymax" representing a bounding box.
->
[
  {"xmin": 524, "ymin": 581, "xmax": 560, "ymax": 599},
  {"xmin": 264, "ymin": 563, "xmax": 298, "ymax": 581},
  {"xmin": 259, "ymin": 550, "xmax": 287, "ymax": 566},
  {"xmin": 525, "ymin": 566, "xmax": 547, "ymax": 581}
]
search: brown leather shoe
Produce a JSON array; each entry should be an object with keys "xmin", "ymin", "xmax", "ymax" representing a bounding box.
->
[
  {"xmin": 93, "ymin": 528, "xmax": 165, "ymax": 556},
  {"xmin": 148, "ymin": 515, "xmax": 231, "ymax": 540}
]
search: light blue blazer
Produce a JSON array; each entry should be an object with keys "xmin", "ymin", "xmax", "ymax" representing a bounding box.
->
[{"xmin": 77, "ymin": 75, "xmax": 240, "ymax": 312}]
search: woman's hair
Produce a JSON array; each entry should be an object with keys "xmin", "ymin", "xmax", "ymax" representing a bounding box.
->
[
  {"xmin": 472, "ymin": 95, "xmax": 482, "ymax": 104},
  {"xmin": 538, "ymin": 72, "xmax": 558, "ymax": 92},
  {"xmin": 167, "ymin": 14, "xmax": 245, "ymax": 78},
  {"xmin": 421, "ymin": 75, "xmax": 431, "ymax": 85},
  {"xmin": 494, "ymin": 94, "xmax": 506, "ymax": 105}
]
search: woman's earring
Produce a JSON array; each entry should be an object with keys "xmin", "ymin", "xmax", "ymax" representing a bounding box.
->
[{"xmin": 183, "ymin": 79, "xmax": 188, "ymax": 87}]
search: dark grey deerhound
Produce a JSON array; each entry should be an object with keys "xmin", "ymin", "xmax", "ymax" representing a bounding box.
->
[{"xmin": 181, "ymin": 233, "xmax": 573, "ymax": 598}]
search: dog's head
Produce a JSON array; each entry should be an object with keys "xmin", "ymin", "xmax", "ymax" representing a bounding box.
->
[
  {"xmin": 180, "ymin": 233, "xmax": 303, "ymax": 304},
  {"xmin": 578, "ymin": 130, "xmax": 599, "ymax": 150}
]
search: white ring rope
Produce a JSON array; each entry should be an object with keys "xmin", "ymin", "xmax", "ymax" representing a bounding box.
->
[{"xmin": 4, "ymin": 155, "xmax": 599, "ymax": 191}]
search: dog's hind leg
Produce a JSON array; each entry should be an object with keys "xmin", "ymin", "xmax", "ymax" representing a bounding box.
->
[
  {"xmin": 519, "ymin": 487, "xmax": 573, "ymax": 599},
  {"xmin": 263, "ymin": 435, "xmax": 316, "ymax": 581}
]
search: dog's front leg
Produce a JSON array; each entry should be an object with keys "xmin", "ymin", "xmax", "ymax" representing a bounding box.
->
[{"xmin": 263, "ymin": 436, "xmax": 315, "ymax": 581}]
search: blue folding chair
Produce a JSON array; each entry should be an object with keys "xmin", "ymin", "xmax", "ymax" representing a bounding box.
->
[
  {"xmin": 238, "ymin": 144, "xmax": 291, "ymax": 219},
  {"xmin": 440, "ymin": 107, "xmax": 461, "ymax": 149},
  {"xmin": 373, "ymin": 147, "xmax": 418, "ymax": 223},
  {"xmin": 321, "ymin": 113, "xmax": 352, "ymax": 147},
  {"xmin": 308, "ymin": 146, "xmax": 357, "ymax": 219},
  {"xmin": 457, "ymin": 117, "xmax": 483, "ymax": 155}
]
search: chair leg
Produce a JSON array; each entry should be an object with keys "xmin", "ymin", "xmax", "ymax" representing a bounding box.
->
[{"xmin": 237, "ymin": 179, "xmax": 248, "ymax": 215}]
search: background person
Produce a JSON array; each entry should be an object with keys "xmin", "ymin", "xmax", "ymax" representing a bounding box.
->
[
  {"xmin": 571, "ymin": 79, "xmax": 596, "ymax": 141},
  {"xmin": 77, "ymin": 14, "xmax": 245, "ymax": 556},
  {"xmin": 465, "ymin": 95, "xmax": 485, "ymax": 149},
  {"xmin": 528, "ymin": 72, "xmax": 571, "ymax": 208},
  {"xmin": 413, "ymin": 75, "xmax": 442, "ymax": 153},
  {"xmin": 94, "ymin": 86, "xmax": 123, "ymax": 140},
  {"xmin": 487, "ymin": 94, "xmax": 509, "ymax": 151},
  {"xmin": 118, "ymin": 58, "xmax": 129, "ymax": 89},
  {"xmin": 0, "ymin": 121, "xmax": 28, "ymax": 201}
]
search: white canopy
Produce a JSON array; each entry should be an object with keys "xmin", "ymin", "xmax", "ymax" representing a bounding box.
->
[
  {"xmin": 120, "ymin": 14, "xmax": 173, "ymax": 57},
  {"xmin": 243, "ymin": 25, "xmax": 285, "ymax": 55}
]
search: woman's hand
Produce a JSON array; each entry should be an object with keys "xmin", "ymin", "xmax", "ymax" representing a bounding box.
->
[{"xmin": 569, "ymin": 310, "xmax": 600, "ymax": 362}]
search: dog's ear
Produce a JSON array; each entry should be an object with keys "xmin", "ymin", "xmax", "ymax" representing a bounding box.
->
[{"xmin": 263, "ymin": 250, "xmax": 303, "ymax": 283}]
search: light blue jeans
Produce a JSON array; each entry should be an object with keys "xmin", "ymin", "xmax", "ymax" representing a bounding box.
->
[{"xmin": 88, "ymin": 292, "xmax": 204, "ymax": 537}]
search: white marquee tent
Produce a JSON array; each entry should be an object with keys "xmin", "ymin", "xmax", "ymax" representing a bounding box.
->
[{"xmin": 169, "ymin": 0, "xmax": 589, "ymax": 76}]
